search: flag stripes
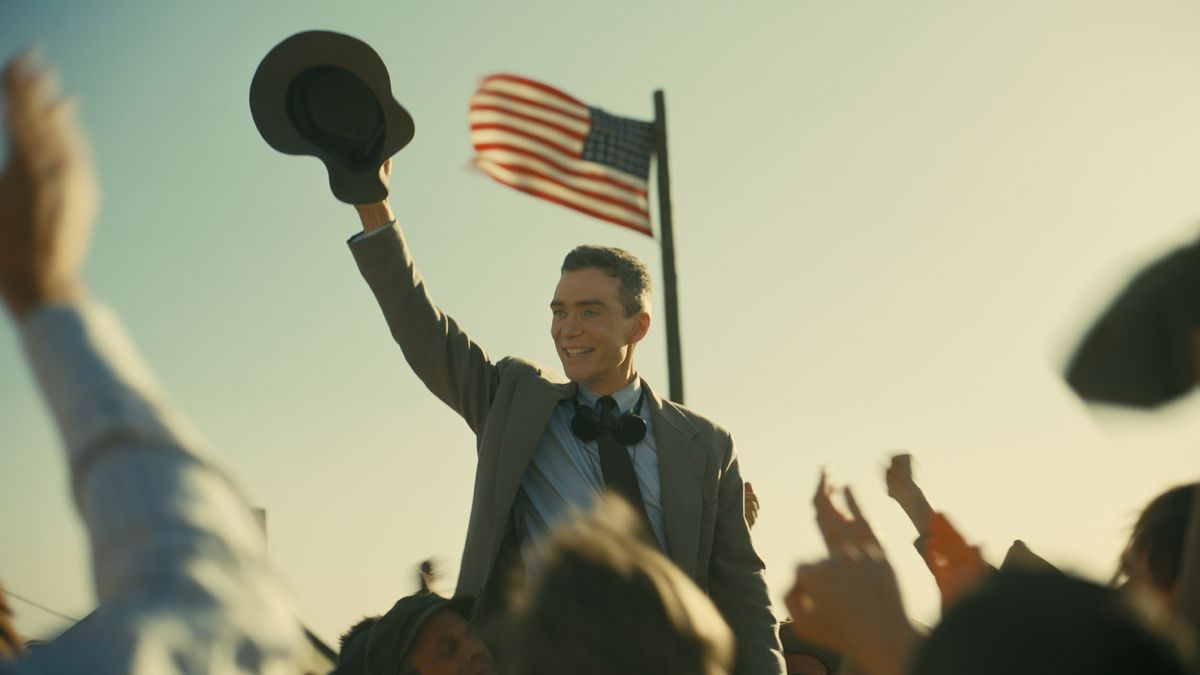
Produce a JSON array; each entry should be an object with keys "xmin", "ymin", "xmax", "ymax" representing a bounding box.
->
[{"xmin": 469, "ymin": 74, "xmax": 654, "ymax": 236}]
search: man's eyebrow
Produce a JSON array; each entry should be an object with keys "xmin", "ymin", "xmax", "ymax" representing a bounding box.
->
[{"xmin": 550, "ymin": 299, "xmax": 608, "ymax": 308}]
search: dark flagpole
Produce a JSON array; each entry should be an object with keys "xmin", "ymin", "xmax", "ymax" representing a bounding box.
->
[{"xmin": 653, "ymin": 90, "xmax": 684, "ymax": 404}]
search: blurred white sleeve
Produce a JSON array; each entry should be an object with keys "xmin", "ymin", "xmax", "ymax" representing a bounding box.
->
[{"xmin": 12, "ymin": 302, "xmax": 304, "ymax": 675}]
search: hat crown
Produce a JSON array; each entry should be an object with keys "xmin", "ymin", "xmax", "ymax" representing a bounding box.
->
[
  {"xmin": 286, "ymin": 65, "xmax": 384, "ymax": 171},
  {"xmin": 249, "ymin": 30, "xmax": 415, "ymax": 204}
]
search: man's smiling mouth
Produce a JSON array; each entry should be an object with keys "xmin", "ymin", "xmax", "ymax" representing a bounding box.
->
[{"xmin": 564, "ymin": 347, "xmax": 594, "ymax": 357}]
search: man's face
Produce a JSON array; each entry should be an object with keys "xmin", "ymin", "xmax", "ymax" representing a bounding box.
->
[
  {"xmin": 408, "ymin": 609, "xmax": 496, "ymax": 675},
  {"xmin": 551, "ymin": 267, "xmax": 649, "ymax": 395}
]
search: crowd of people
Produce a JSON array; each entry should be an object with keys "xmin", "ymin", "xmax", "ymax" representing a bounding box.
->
[{"xmin": 2, "ymin": 43, "xmax": 1199, "ymax": 675}]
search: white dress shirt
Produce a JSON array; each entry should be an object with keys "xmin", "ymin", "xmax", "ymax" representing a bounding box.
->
[
  {"xmin": 3, "ymin": 302, "xmax": 304, "ymax": 675},
  {"xmin": 514, "ymin": 378, "xmax": 668, "ymax": 572}
]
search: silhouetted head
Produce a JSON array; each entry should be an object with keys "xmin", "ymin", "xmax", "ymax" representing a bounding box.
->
[
  {"xmin": 912, "ymin": 570, "xmax": 1187, "ymax": 675},
  {"xmin": 505, "ymin": 497, "xmax": 734, "ymax": 675},
  {"xmin": 1116, "ymin": 482, "xmax": 1198, "ymax": 617}
]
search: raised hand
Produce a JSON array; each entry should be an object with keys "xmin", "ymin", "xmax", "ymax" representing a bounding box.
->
[
  {"xmin": 0, "ymin": 49, "xmax": 97, "ymax": 319},
  {"xmin": 354, "ymin": 157, "xmax": 394, "ymax": 231},
  {"xmin": 926, "ymin": 513, "xmax": 991, "ymax": 611},
  {"xmin": 813, "ymin": 470, "xmax": 878, "ymax": 554},
  {"xmin": 885, "ymin": 453, "xmax": 934, "ymax": 538},
  {"xmin": 788, "ymin": 471, "xmax": 919, "ymax": 675},
  {"xmin": 744, "ymin": 481, "xmax": 760, "ymax": 529}
]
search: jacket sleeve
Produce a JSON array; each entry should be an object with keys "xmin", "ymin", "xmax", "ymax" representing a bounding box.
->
[
  {"xmin": 350, "ymin": 223, "xmax": 501, "ymax": 436},
  {"xmin": 707, "ymin": 434, "xmax": 786, "ymax": 675}
]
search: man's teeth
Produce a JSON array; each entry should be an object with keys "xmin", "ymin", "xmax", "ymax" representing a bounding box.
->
[{"xmin": 565, "ymin": 348, "xmax": 594, "ymax": 356}]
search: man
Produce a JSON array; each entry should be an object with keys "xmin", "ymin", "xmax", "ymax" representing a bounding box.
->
[
  {"xmin": 334, "ymin": 594, "xmax": 495, "ymax": 675},
  {"xmin": 0, "ymin": 50, "xmax": 303, "ymax": 673},
  {"xmin": 347, "ymin": 163, "xmax": 784, "ymax": 674}
]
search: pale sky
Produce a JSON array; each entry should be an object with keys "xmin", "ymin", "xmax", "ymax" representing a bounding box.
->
[{"xmin": 3, "ymin": 0, "xmax": 1200, "ymax": 648}]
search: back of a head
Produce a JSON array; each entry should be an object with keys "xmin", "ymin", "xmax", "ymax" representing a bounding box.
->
[
  {"xmin": 1122, "ymin": 482, "xmax": 1198, "ymax": 592},
  {"xmin": 911, "ymin": 570, "xmax": 1187, "ymax": 675},
  {"xmin": 333, "ymin": 615, "xmax": 378, "ymax": 675},
  {"xmin": 506, "ymin": 497, "xmax": 734, "ymax": 675}
]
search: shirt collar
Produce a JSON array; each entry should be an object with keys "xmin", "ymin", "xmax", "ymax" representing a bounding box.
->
[{"xmin": 577, "ymin": 377, "xmax": 642, "ymax": 413}]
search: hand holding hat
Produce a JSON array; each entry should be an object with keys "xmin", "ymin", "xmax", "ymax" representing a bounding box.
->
[{"xmin": 249, "ymin": 31, "xmax": 414, "ymax": 205}]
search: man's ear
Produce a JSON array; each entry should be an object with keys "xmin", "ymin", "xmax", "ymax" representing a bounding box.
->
[{"xmin": 628, "ymin": 311, "xmax": 650, "ymax": 345}]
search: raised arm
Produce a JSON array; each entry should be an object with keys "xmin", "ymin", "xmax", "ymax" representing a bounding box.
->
[
  {"xmin": 883, "ymin": 454, "xmax": 992, "ymax": 612},
  {"xmin": 788, "ymin": 476, "xmax": 921, "ymax": 675},
  {"xmin": 0, "ymin": 50, "xmax": 302, "ymax": 674},
  {"xmin": 884, "ymin": 454, "xmax": 934, "ymax": 540},
  {"xmin": 347, "ymin": 160, "xmax": 500, "ymax": 436}
]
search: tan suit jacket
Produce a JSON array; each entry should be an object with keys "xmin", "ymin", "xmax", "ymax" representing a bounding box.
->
[{"xmin": 351, "ymin": 223, "xmax": 784, "ymax": 675}]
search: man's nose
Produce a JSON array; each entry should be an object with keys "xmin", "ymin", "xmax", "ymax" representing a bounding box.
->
[{"xmin": 561, "ymin": 314, "xmax": 583, "ymax": 335}]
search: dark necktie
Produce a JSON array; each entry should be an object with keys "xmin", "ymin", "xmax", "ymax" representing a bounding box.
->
[{"xmin": 596, "ymin": 396, "xmax": 654, "ymax": 537}]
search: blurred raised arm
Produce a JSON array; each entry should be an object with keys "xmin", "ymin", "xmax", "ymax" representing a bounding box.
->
[{"xmin": 0, "ymin": 50, "xmax": 303, "ymax": 674}]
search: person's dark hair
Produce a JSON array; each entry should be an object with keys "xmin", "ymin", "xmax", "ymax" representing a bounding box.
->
[
  {"xmin": 504, "ymin": 497, "xmax": 733, "ymax": 675},
  {"xmin": 336, "ymin": 615, "xmax": 422, "ymax": 675},
  {"xmin": 1118, "ymin": 483, "xmax": 1198, "ymax": 591},
  {"xmin": 912, "ymin": 570, "xmax": 1187, "ymax": 675},
  {"xmin": 339, "ymin": 615, "xmax": 378, "ymax": 655},
  {"xmin": 561, "ymin": 246, "xmax": 651, "ymax": 317},
  {"xmin": 334, "ymin": 615, "xmax": 379, "ymax": 675}
]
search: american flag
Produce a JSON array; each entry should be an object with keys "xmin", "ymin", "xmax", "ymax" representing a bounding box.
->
[{"xmin": 469, "ymin": 74, "xmax": 656, "ymax": 237}]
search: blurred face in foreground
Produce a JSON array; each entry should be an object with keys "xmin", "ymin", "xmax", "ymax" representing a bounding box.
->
[
  {"xmin": 551, "ymin": 267, "xmax": 649, "ymax": 395},
  {"xmin": 408, "ymin": 609, "xmax": 497, "ymax": 675}
]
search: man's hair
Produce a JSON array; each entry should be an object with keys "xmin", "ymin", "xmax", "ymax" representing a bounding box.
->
[
  {"xmin": 561, "ymin": 246, "xmax": 651, "ymax": 317},
  {"xmin": 1119, "ymin": 483, "xmax": 1198, "ymax": 591},
  {"xmin": 504, "ymin": 497, "xmax": 734, "ymax": 675},
  {"xmin": 912, "ymin": 570, "xmax": 1188, "ymax": 675}
]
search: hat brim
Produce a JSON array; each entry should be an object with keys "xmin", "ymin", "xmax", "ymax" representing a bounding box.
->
[
  {"xmin": 249, "ymin": 30, "xmax": 414, "ymax": 204},
  {"xmin": 366, "ymin": 595, "xmax": 475, "ymax": 673}
]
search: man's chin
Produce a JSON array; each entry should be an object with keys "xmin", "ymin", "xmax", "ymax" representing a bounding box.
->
[{"xmin": 559, "ymin": 362, "xmax": 587, "ymax": 383}]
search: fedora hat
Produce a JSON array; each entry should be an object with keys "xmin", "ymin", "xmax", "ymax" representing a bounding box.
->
[
  {"xmin": 1065, "ymin": 237, "xmax": 1200, "ymax": 407},
  {"xmin": 250, "ymin": 30, "xmax": 414, "ymax": 204}
]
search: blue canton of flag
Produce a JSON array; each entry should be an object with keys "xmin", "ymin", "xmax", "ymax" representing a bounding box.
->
[{"xmin": 581, "ymin": 108, "xmax": 655, "ymax": 180}]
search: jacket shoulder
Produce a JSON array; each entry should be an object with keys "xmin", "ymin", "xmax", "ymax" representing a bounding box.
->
[
  {"xmin": 494, "ymin": 356, "xmax": 568, "ymax": 384},
  {"xmin": 656, "ymin": 397, "xmax": 733, "ymax": 448}
]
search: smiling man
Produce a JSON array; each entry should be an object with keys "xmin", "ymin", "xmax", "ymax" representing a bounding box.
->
[{"xmin": 345, "ymin": 165, "xmax": 783, "ymax": 675}]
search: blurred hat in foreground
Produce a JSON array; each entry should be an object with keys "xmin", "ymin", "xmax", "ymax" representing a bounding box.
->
[
  {"xmin": 249, "ymin": 30, "xmax": 414, "ymax": 204},
  {"xmin": 1066, "ymin": 238, "xmax": 1200, "ymax": 407}
]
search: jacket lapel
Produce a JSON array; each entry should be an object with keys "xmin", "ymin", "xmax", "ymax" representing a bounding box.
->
[
  {"xmin": 645, "ymin": 381, "xmax": 706, "ymax": 578},
  {"xmin": 492, "ymin": 375, "xmax": 577, "ymax": 536}
]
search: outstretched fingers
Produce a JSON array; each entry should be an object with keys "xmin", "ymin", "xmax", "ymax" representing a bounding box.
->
[{"xmin": 813, "ymin": 470, "xmax": 880, "ymax": 555}]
